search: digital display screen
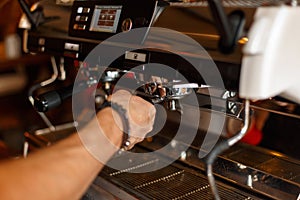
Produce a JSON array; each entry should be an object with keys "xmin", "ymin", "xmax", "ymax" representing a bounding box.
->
[{"xmin": 89, "ymin": 5, "xmax": 122, "ymax": 33}]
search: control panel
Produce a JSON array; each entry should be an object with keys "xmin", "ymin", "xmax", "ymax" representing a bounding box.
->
[{"xmin": 69, "ymin": 0, "xmax": 159, "ymax": 40}]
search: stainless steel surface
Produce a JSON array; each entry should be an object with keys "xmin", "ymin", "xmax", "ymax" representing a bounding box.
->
[
  {"xmin": 22, "ymin": 1, "xmax": 300, "ymax": 199},
  {"xmin": 97, "ymin": 131, "xmax": 300, "ymax": 199},
  {"xmin": 100, "ymin": 149, "xmax": 264, "ymax": 200}
]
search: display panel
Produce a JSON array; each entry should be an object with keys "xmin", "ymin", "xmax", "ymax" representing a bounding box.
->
[{"xmin": 89, "ymin": 5, "xmax": 122, "ymax": 33}]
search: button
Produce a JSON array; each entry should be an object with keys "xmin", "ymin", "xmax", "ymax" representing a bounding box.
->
[
  {"xmin": 75, "ymin": 15, "xmax": 88, "ymax": 22},
  {"xmin": 38, "ymin": 38, "xmax": 45, "ymax": 45},
  {"xmin": 77, "ymin": 24, "xmax": 86, "ymax": 30},
  {"xmin": 39, "ymin": 46, "xmax": 45, "ymax": 52},
  {"xmin": 77, "ymin": 7, "xmax": 83, "ymax": 13},
  {"xmin": 82, "ymin": 7, "xmax": 90, "ymax": 13},
  {"xmin": 121, "ymin": 18, "xmax": 132, "ymax": 32},
  {"xmin": 64, "ymin": 51, "xmax": 79, "ymax": 59},
  {"xmin": 64, "ymin": 43, "xmax": 79, "ymax": 51},
  {"xmin": 125, "ymin": 51, "xmax": 146, "ymax": 62},
  {"xmin": 73, "ymin": 24, "xmax": 86, "ymax": 30}
]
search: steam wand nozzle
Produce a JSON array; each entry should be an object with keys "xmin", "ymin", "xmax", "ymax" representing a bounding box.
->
[{"xmin": 205, "ymin": 99, "xmax": 251, "ymax": 200}]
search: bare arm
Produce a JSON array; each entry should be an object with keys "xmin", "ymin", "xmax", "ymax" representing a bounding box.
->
[
  {"xmin": 0, "ymin": 108, "xmax": 121, "ymax": 200},
  {"xmin": 0, "ymin": 91, "xmax": 155, "ymax": 200}
]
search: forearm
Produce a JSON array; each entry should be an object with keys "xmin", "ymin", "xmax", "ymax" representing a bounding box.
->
[{"xmin": 0, "ymin": 108, "xmax": 123, "ymax": 200}]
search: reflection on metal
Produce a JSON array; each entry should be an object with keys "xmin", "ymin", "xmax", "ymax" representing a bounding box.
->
[
  {"xmin": 98, "ymin": 143, "xmax": 300, "ymax": 200},
  {"xmin": 121, "ymin": 18, "xmax": 133, "ymax": 32},
  {"xmin": 238, "ymin": 36, "xmax": 248, "ymax": 44}
]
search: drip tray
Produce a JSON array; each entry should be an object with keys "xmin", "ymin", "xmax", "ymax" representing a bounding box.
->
[{"xmin": 96, "ymin": 151, "xmax": 266, "ymax": 200}]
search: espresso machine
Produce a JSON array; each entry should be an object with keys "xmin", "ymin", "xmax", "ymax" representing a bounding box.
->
[{"xmin": 18, "ymin": 0, "xmax": 300, "ymax": 199}]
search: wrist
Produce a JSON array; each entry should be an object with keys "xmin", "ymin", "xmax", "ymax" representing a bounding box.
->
[
  {"xmin": 97, "ymin": 107, "xmax": 123, "ymax": 148},
  {"xmin": 99, "ymin": 101, "xmax": 130, "ymax": 150},
  {"xmin": 75, "ymin": 106, "xmax": 124, "ymax": 164}
]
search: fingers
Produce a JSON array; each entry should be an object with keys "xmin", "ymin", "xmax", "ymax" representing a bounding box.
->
[
  {"xmin": 109, "ymin": 89, "xmax": 156, "ymax": 148},
  {"xmin": 129, "ymin": 97, "xmax": 155, "ymax": 126},
  {"xmin": 128, "ymin": 95, "xmax": 156, "ymax": 139},
  {"xmin": 125, "ymin": 136, "xmax": 144, "ymax": 150},
  {"xmin": 110, "ymin": 90, "xmax": 156, "ymax": 127},
  {"xmin": 109, "ymin": 90, "xmax": 131, "ymax": 102}
]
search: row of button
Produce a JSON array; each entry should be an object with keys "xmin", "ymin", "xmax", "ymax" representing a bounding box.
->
[
  {"xmin": 73, "ymin": 24, "xmax": 86, "ymax": 30},
  {"xmin": 77, "ymin": 7, "xmax": 90, "ymax": 14},
  {"xmin": 76, "ymin": 15, "xmax": 88, "ymax": 22}
]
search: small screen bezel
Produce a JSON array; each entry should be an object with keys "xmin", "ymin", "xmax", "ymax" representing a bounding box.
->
[{"xmin": 89, "ymin": 5, "xmax": 122, "ymax": 33}]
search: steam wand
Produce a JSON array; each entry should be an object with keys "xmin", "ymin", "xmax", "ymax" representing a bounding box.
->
[
  {"xmin": 207, "ymin": 0, "xmax": 245, "ymax": 53},
  {"xmin": 205, "ymin": 99, "xmax": 251, "ymax": 200},
  {"xmin": 204, "ymin": 1, "xmax": 247, "ymax": 198},
  {"xmin": 18, "ymin": 0, "xmax": 59, "ymax": 29}
]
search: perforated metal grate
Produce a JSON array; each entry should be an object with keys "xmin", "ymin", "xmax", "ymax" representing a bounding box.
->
[{"xmin": 102, "ymin": 159, "xmax": 264, "ymax": 200}]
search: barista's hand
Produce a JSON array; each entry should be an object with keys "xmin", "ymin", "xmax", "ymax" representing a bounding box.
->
[{"xmin": 109, "ymin": 90, "xmax": 156, "ymax": 149}]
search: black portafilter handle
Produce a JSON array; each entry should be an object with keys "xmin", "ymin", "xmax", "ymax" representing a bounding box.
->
[
  {"xmin": 34, "ymin": 85, "xmax": 73, "ymax": 112},
  {"xmin": 34, "ymin": 82, "xmax": 90, "ymax": 112}
]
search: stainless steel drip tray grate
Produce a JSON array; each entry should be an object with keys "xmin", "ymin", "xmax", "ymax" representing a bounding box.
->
[{"xmin": 100, "ymin": 156, "xmax": 264, "ymax": 199}]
